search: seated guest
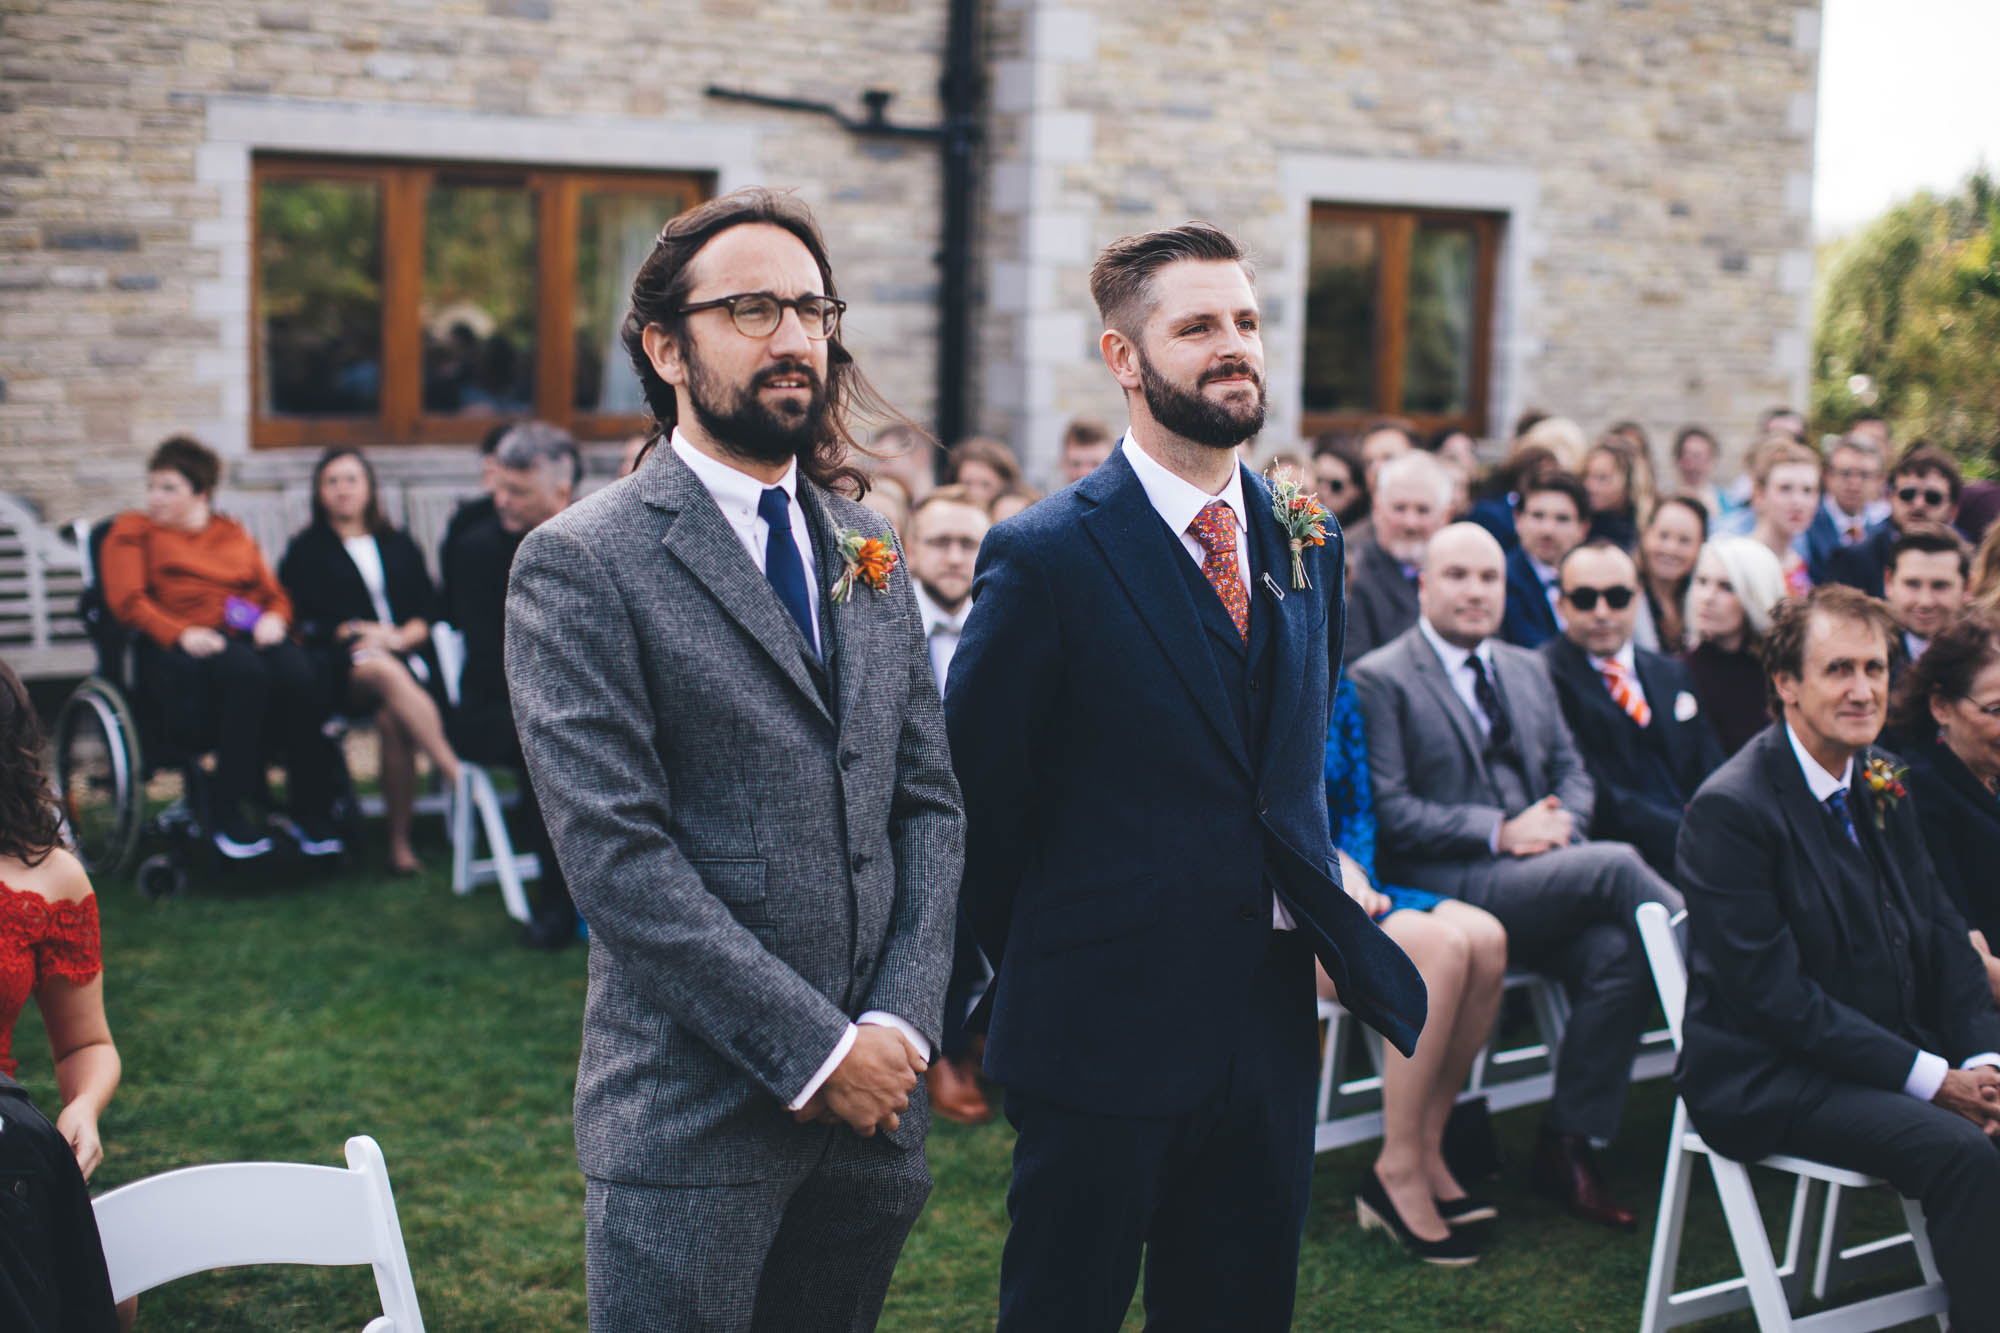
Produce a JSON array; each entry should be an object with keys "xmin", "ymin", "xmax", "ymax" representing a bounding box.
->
[
  {"xmin": 438, "ymin": 418, "xmax": 515, "ymax": 591},
  {"xmin": 1543, "ymin": 541, "xmax": 1723, "ymax": 879},
  {"xmin": 1827, "ymin": 444, "xmax": 1962, "ymax": 596},
  {"xmin": 1882, "ymin": 522, "xmax": 1970, "ymax": 667},
  {"xmin": 857, "ymin": 472, "xmax": 912, "ymax": 542},
  {"xmin": 1345, "ymin": 451, "xmax": 1453, "ymax": 663},
  {"xmin": 1676, "ymin": 587, "xmax": 2000, "ymax": 1330},
  {"xmin": 280, "ymin": 447, "xmax": 464, "ymax": 876},
  {"xmin": 1887, "ymin": 609, "xmax": 2000, "ymax": 1003},
  {"xmin": 1634, "ymin": 496, "xmax": 1707, "ymax": 653},
  {"xmin": 1670, "ymin": 425, "xmax": 1730, "ymax": 521},
  {"xmin": 1803, "ymin": 435, "xmax": 1888, "ymax": 583},
  {"xmin": 989, "ymin": 482, "xmax": 1044, "ymax": 523},
  {"xmin": 1681, "ymin": 536, "xmax": 1789, "ymax": 756},
  {"xmin": 1323, "ymin": 672, "xmax": 1507, "ymax": 1265},
  {"xmin": 101, "ymin": 435, "xmax": 344, "ymax": 860},
  {"xmin": 1313, "ymin": 431, "xmax": 1371, "ymax": 548},
  {"xmin": 1353, "ymin": 522, "xmax": 1682, "ymax": 1230},
  {"xmin": 1500, "ymin": 472, "xmax": 1589, "ymax": 648},
  {"xmin": 1582, "ymin": 434, "xmax": 1650, "ymax": 551},
  {"xmin": 1057, "ymin": 416, "xmax": 1115, "ymax": 485},
  {"xmin": 1359, "ymin": 417, "xmax": 1419, "ymax": 493},
  {"xmin": 905, "ymin": 485, "xmax": 995, "ymax": 1125},
  {"xmin": 1467, "ymin": 442, "xmax": 1557, "ymax": 554},
  {"xmin": 1423, "ymin": 425, "xmax": 1481, "ymax": 480},
  {"xmin": 442, "ymin": 421, "xmax": 579, "ymax": 949},
  {"xmin": 1746, "ymin": 437, "xmax": 1819, "ymax": 597},
  {"xmin": 945, "ymin": 434, "xmax": 1020, "ymax": 509}
]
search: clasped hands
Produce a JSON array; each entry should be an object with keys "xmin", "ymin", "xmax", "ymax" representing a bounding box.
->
[
  {"xmin": 1497, "ymin": 796, "xmax": 1575, "ymax": 857},
  {"xmin": 177, "ymin": 610, "xmax": 287, "ymax": 657},
  {"xmin": 1933, "ymin": 1065, "xmax": 2000, "ymax": 1136},
  {"xmin": 792, "ymin": 1024, "xmax": 927, "ymax": 1137},
  {"xmin": 338, "ymin": 619, "xmax": 403, "ymax": 660}
]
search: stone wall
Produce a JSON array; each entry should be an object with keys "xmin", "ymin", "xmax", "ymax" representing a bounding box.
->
[{"xmin": 0, "ymin": 0, "xmax": 1820, "ymax": 520}]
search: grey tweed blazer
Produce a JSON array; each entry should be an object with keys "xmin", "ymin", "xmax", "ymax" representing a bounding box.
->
[{"xmin": 504, "ymin": 445, "xmax": 965, "ymax": 1186}]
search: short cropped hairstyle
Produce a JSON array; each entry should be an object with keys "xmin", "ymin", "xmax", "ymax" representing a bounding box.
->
[
  {"xmin": 493, "ymin": 420, "xmax": 582, "ymax": 489},
  {"xmin": 1671, "ymin": 425, "xmax": 1717, "ymax": 463},
  {"xmin": 1374, "ymin": 449, "xmax": 1454, "ymax": 510},
  {"xmin": 908, "ymin": 482, "xmax": 987, "ymax": 526},
  {"xmin": 1361, "ymin": 417, "xmax": 1420, "ymax": 452},
  {"xmin": 1557, "ymin": 536, "xmax": 1638, "ymax": 586},
  {"xmin": 1061, "ymin": 416, "xmax": 1112, "ymax": 451},
  {"xmin": 946, "ymin": 435, "xmax": 1020, "ymax": 487},
  {"xmin": 1088, "ymin": 221, "xmax": 1251, "ymax": 337},
  {"xmin": 147, "ymin": 434, "xmax": 221, "ymax": 496},
  {"xmin": 1887, "ymin": 521, "xmax": 1971, "ymax": 584},
  {"xmin": 1890, "ymin": 443, "xmax": 1964, "ymax": 502},
  {"xmin": 1520, "ymin": 470, "xmax": 1590, "ymax": 523},
  {"xmin": 1762, "ymin": 583, "xmax": 1900, "ymax": 718}
]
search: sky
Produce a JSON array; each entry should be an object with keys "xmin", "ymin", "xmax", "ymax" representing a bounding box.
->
[{"xmin": 1813, "ymin": 0, "xmax": 2000, "ymax": 237}]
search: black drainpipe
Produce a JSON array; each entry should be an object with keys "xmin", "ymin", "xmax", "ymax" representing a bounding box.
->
[{"xmin": 706, "ymin": 0, "xmax": 983, "ymax": 447}]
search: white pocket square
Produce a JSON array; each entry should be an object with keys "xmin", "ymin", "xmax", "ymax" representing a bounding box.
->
[{"xmin": 1674, "ymin": 690, "xmax": 1699, "ymax": 722}]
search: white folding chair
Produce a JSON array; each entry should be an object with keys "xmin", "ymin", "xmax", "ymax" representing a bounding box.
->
[
  {"xmin": 1634, "ymin": 901, "xmax": 1948, "ymax": 1333},
  {"xmin": 93, "ymin": 1134, "xmax": 425, "ymax": 1332},
  {"xmin": 431, "ymin": 622, "xmax": 536, "ymax": 925}
]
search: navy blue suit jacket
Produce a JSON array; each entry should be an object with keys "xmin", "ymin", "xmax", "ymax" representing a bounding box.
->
[
  {"xmin": 944, "ymin": 450, "xmax": 1425, "ymax": 1115},
  {"xmin": 1501, "ymin": 545, "xmax": 1561, "ymax": 648},
  {"xmin": 1802, "ymin": 505, "xmax": 1862, "ymax": 585},
  {"xmin": 1824, "ymin": 519, "xmax": 1896, "ymax": 596}
]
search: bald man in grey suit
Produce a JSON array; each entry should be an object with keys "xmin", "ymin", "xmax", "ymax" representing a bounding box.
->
[{"xmin": 506, "ymin": 189, "xmax": 963, "ymax": 1331}]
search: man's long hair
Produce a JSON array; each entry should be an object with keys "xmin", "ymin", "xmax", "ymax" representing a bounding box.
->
[{"xmin": 621, "ymin": 187, "xmax": 912, "ymax": 496}]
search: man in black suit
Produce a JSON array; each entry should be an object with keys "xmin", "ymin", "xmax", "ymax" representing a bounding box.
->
[
  {"xmin": 1542, "ymin": 540, "xmax": 1723, "ymax": 879},
  {"xmin": 1342, "ymin": 449, "xmax": 1451, "ymax": 664},
  {"xmin": 1824, "ymin": 445, "xmax": 1961, "ymax": 596},
  {"xmin": 1500, "ymin": 472, "xmax": 1588, "ymax": 649},
  {"xmin": 1676, "ymin": 585, "xmax": 2000, "ymax": 1328}
]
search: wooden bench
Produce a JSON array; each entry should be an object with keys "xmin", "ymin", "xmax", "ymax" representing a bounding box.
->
[{"xmin": 0, "ymin": 493, "xmax": 93, "ymax": 681}]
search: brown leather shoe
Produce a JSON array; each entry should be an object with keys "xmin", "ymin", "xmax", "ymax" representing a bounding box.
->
[
  {"xmin": 1531, "ymin": 1131, "xmax": 1637, "ymax": 1231},
  {"xmin": 926, "ymin": 1054, "xmax": 992, "ymax": 1125}
]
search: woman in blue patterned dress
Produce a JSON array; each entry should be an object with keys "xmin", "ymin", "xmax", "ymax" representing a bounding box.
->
[{"xmin": 1323, "ymin": 673, "xmax": 1509, "ymax": 1264}]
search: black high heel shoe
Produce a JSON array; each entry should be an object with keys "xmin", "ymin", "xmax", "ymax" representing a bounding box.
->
[
  {"xmin": 1356, "ymin": 1170, "xmax": 1480, "ymax": 1265},
  {"xmin": 1436, "ymin": 1194, "xmax": 1499, "ymax": 1226}
]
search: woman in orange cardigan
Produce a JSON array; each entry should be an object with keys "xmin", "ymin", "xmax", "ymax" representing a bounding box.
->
[{"xmin": 100, "ymin": 435, "xmax": 345, "ymax": 861}]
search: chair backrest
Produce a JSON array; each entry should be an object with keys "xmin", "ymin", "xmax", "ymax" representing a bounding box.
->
[
  {"xmin": 430, "ymin": 621, "xmax": 466, "ymax": 708},
  {"xmin": 1636, "ymin": 901, "xmax": 1690, "ymax": 1052},
  {"xmin": 92, "ymin": 1134, "xmax": 425, "ymax": 1331}
]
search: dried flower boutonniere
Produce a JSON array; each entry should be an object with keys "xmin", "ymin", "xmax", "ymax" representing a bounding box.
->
[
  {"xmin": 1268, "ymin": 472, "xmax": 1330, "ymax": 590},
  {"xmin": 829, "ymin": 527, "xmax": 899, "ymax": 603},
  {"xmin": 1860, "ymin": 754, "xmax": 1909, "ymax": 829}
]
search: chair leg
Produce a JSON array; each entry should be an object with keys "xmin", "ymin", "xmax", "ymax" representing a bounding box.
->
[
  {"xmin": 470, "ymin": 770, "xmax": 533, "ymax": 925},
  {"xmin": 1640, "ymin": 1102, "xmax": 1699, "ymax": 1333},
  {"xmin": 1709, "ymin": 1156, "xmax": 1799, "ymax": 1330},
  {"xmin": 1899, "ymin": 1198, "xmax": 1948, "ymax": 1333},
  {"xmin": 450, "ymin": 769, "xmax": 475, "ymax": 896}
]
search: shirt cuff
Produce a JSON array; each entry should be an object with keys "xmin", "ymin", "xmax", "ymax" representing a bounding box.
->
[
  {"xmin": 1904, "ymin": 1049, "xmax": 1949, "ymax": 1102},
  {"xmin": 1489, "ymin": 816, "xmax": 1504, "ymax": 855},
  {"xmin": 787, "ymin": 1023, "xmax": 857, "ymax": 1111},
  {"xmin": 1962, "ymin": 1053, "xmax": 2000, "ymax": 1073},
  {"xmin": 859, "ymin": 1011, "xmax": 931, "ymax": 1064}
]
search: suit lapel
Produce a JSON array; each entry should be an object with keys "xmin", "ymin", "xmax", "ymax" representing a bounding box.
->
[
  {"xmin": 1492, "ymin": 648, "xmax": 1546, "ymax": 777},
  {"xmin": 1243, "ymin": 467, "xmax": 1314, "ymax": 781},
  {"xmin": 1078, "ymin": 453, "xmax": 1253, "ymax": 779},
  {"xmin": 1408, "ymin": 632, "xmax": 1493, "ymax": 786},
  {"xmin": 646, "ymin": 450, "xmax": 833, "ymax": 724},
  {"xmin": 1763, "ymin": 727, "xmax": 1863, "ymax": 946},
  {"xmin": 802, "ymin": 482, "xmax": 873, "ymax": 728}
]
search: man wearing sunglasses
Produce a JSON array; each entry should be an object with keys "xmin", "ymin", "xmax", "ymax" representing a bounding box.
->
[
  {"xmin": 505, "ymin": 188, "xmax": 964, "ymax": 1332},
  {"xmin": 1542, "ymin": 540, "xmax": 1724, "ymax": 880},
  {"xmin": 1826, "ymin": 445, "xmax": 1962, "ymax": 597}
]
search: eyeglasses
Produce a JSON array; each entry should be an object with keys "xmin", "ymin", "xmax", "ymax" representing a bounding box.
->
[
  {"xmin": 1562, "ymin": 584, "xmax": 1636, "ymax": 611},
  {"xmin": 676, "ymin": 291, "xmax": 846, "ymax": 341},
  {"xmin": 1965, "ymin": 697, "xmax": 2000, "ymax": 719},
  {"xmin": 1897, "ymin": 486, "xmax": 1949, "ymax": 507}
]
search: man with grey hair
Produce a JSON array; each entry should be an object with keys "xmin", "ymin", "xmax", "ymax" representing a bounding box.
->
[
  {"xmin": 442, "ymin": 419, "xmax": 580, "ymax": 948},
  {"xmin": 1344, "ymin": 449, "xmax": 1454, "ymax": 664}
]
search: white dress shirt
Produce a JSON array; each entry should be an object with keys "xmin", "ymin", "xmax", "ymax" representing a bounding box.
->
[
  {"xmin": 672, "ymin": 430, "xmax": 820, "ymax": 654},
  {"xmin": 1588, "ymin": 642, "xmax": 1649, "ymax": 713},
  {"xmin": 1121, "ymin": 433, "xmax": 1293, "ymax": 930},
  {"xmin": 1418, "ymin": 617, "xmax": 1512, "ymax": 853},
  {"xmin": 914, "ymin": 584, "xmax": 968, "ymax": 697},
  {"xmin": 1526, "ymin": 552, "xmax": 1565, "ymax": 629},
  {"xmin": 1782, "ymin": 722, "xmax": 1999, "ymax": 1102},
  {"xmin": 670, "ymin": 429, "xmax": 927, "ymax": 1108},
  {"xmin": 1905, "ymin": 631, "xmax": 1929, "ymax": 662}
]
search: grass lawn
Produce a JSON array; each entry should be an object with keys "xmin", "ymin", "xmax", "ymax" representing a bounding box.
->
[{"xmin": 12, "ymin": 815, "xmax": 1937, "ymax": 1331}]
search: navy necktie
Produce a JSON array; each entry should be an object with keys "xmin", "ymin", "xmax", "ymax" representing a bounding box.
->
[
  {"xmin": 1824, "ymin": 788, "xmax": 1861, "ymax": 850},
  {"xmin": 758, "ymin": 487, "xmax": 817, "ymax": 656}
]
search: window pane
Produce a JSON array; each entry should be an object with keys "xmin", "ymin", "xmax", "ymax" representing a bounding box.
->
[
  {"xmin": 1402, "ymin": 223, "xmax": 1477, "ymax": 416},
  {"xmin": 573, "ymin": 189, "xmax": 691, "ymax": 413},
  {"xmin": 421, "ymin": 181, "xmax": 537, "ymax": 416},
  {"xmin": 1301, "ymin": 216, "xmax": 1379, "ymax": 415},
  {"xmin": 257, "ymin": 179, "xmax": 382, "ymax": 417}
]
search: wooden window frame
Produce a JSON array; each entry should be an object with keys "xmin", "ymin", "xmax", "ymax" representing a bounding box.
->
[
  {"xmin": 250, "ymin": 155, "xmax": 712, "ymax": 450},
  {"xmin": 1299, "ymin": 203, "xmax": 1502, "ymax": 441}
]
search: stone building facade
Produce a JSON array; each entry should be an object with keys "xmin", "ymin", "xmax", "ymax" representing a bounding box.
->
[{"xmin": 0, "ymin": 0, "xmax": 1821, "ymax": 522}]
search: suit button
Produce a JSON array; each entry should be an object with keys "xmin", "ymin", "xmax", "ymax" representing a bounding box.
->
[
  {"xmin": 840, "ymin": 750, "xmax": 858, "ymax": 770},
  {"xmin": 851, "ymin": 852, "xmax": 868, "ymax": 873},
  {"xmin": 856, "ymin": 953, "xmax": 873, "ymax": 974},
  {"xmin": 1238, "ymin": 905, "xmax": 1263, "ymax": 923},
  {"xmin": 1248, "ymin": 679, "xmax": 1260, "ymax": 693}
]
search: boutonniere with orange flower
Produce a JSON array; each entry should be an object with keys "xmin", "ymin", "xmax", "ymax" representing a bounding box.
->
[
  {"xmin": 1860, "ymin": 754, "xmax": 1909, "ymax": 829},
  {"xmin": 1268, "ymin": 473, "xmax": 1329, "ymax": 590},
  {"xmin": 829, "ymin": 527, "xmax": 899, "ymax": 603}
]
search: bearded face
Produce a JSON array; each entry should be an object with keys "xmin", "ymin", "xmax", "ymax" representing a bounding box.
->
[
  {"xmin": 1135, "ymin": 342, "xmax": 1266, "ymax": 451},
  {"xmin": 681, "ymin": 337, "xmax": 829, "ymax": 468}
]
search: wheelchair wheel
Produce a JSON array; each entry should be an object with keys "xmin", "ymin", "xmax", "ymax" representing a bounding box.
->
[{"xmin": 54, "ymin": 676, "xmax": 145, "ymax": 876}]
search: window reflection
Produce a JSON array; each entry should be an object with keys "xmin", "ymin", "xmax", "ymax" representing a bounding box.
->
[
  {"xmin": 258, "ymin": 178, "xmax": 382, "ymax": 417},
  {"xmin": 421, "ymin": 180, "xmax": 537, "ymax": 416}
]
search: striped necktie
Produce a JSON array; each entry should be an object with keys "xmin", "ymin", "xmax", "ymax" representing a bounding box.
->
[{"xmin": 1601, "ymin": 658, "xmax": 1651, "ymax": 728}]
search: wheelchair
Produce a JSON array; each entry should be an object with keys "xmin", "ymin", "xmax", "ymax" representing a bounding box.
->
[{"xmin": 52, "ymin": 518, "xmax": 358, "ymax": 897}]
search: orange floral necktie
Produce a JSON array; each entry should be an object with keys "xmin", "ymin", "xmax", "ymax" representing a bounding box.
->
[{"xmin": 1189, "ymin": 500, "xmax": 1249, "ymax": 642}]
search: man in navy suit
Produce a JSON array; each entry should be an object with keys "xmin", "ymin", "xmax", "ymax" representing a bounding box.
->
[
  {"xmin": 1501, "ymin": 472, "xmax": 1589, "ymax": 648},
  {"xmin": 1801, "ymin": 435, "xmax": 1887, "ymax": 584},
  {"xmin": 946, "ymin": 223, "xmax": 1426, "ymax": 1333},
  {"xmin": 1542, "ymin": 540, "xmax": 1723, "ymax": 879}
]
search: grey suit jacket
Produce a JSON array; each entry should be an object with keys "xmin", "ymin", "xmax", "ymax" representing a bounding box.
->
[
  {"xmin": 1350, "ymin": 625, "xmax": 1594, "ymax": 895},
  {"xmin": 1342, "ymin": 538, "xmax": 1421, "ymax": 664},
  {"xmin": 504, "ymin": 445, "xmax": 965, "ymax": 1186}
]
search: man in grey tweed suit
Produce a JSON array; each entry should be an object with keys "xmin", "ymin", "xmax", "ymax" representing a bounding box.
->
[{"xmin": 505, "ymin": 189, "xmax": 965, "ymax": 1331}]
